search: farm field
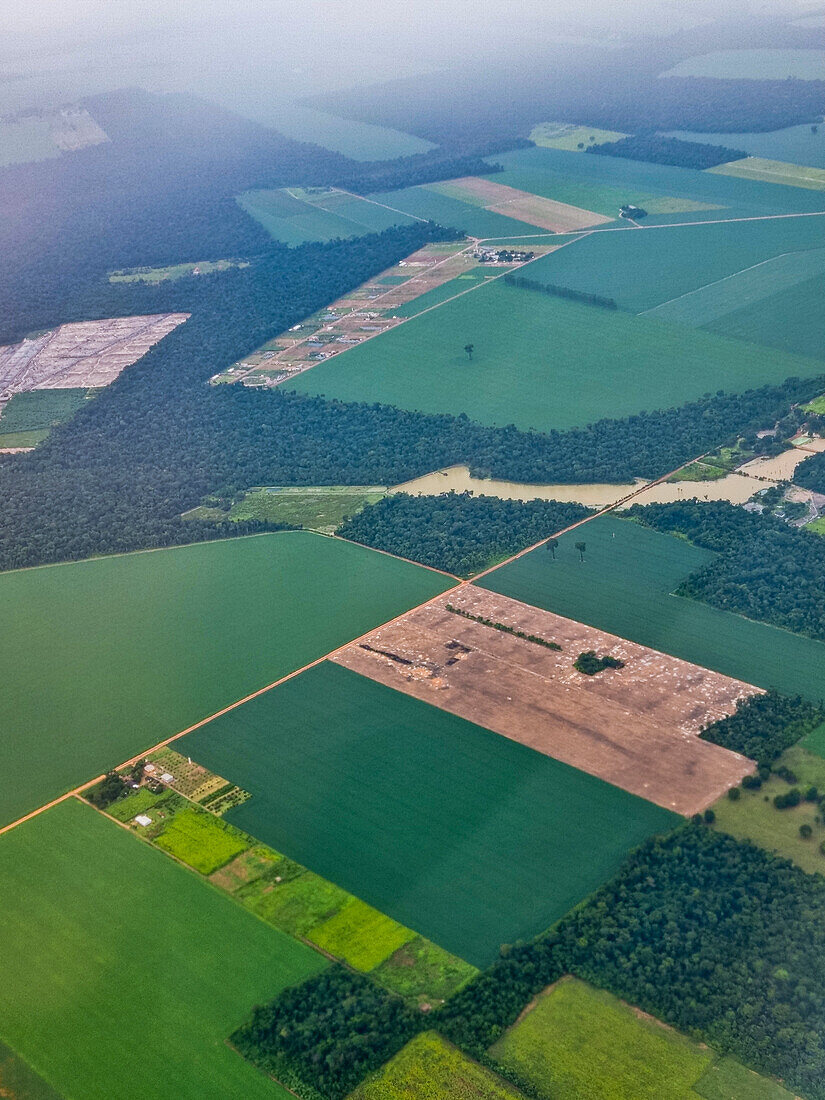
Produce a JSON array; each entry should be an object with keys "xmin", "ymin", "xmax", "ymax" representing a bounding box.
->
[
  {"xmin": 178, "ymin": 660, "xmax": 677, "ymax": 967},
  {"xmin": 264, "ymin": 102, "xmax": 435, "ymax": 161},
  {"xmin": 710, "ymin": 745, "xmax": 825, "ymax": 876},
  {"xmin": 426, "ymin": 176, "xmax": 612, "ymax": 231},
  {"xmin": 109, "ymin": 258, "xmax": 247, "ymax": 283},
  {"xmin": 333, "ymin": 588, "xmax": 756, "ymax": 814},
  {"xmin": 0, "ymin": 429, "xmax": 48, "ymax": 449},
  {"xmin": 0, "ymin": 387, "xmax": 90, "ymax": 432},
  {"xmin": 529, "ymin": 121, "xmax": 628, "ymax": 150},
  {"xmin": 185, "ymin": 485, "xmax": 387, "ymax": 534},
  {"xmin": 524, "ymin": 213, "xmax": 825, "ymax": 313},
  {"xmin": 488, "ymin": 977, "xmax": 793, "ymax": 1100},
  {"xmin": 0, "ymin": 799, "xmax": 324, "ymax": 1100},
  {"xmin": 370, "ymin": 184, "xmax": 556, "ymax": 238},
  {"xmin": 0, "ymin": 531, "xmax": 451, "ymax": 826},
  {"xmin": 237, "ymin": 186, "xmax": 417, "ymax": 245},
  {"xmin": 477, "ymin": 514, "xmax": 825, "ymax": 702},
  {"xmin": 661, "ymin": 48, "xmax": 825, "ymax": 79},
  {"xmin": 667, "ymin": 125, "xmax": 825, "ymax": 170},
  {"xmin": 711, "ymin": 157, "xmax": 825, "ymax": 191},
  {"xmin": 288, "ymin": 278, "xmax": 825, "ymax": 433},
  {"xmin": 350, "ymin": 1031, "xmax": 524, "ymax": 1100},
  {"xmin": 703, "ymin": 270, "xmax": 825, "ymax": 361},
  {"xmin": 0, "ymin": 106, "xmax": 107, "ymax": 167}
]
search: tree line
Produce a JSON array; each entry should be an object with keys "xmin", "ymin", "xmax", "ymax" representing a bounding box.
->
[
  {"xmin": 701, "ymin": 689, "xmax": 825, "ymax": 767},
  {"xmin": 586, "ymin": 134, "xmax": 748, "ymax": 170},
  {"xmin": 631, "ymin": 500, "xmax": 825, "ymax": 642},
  {"xmin": 504, "ymin": 274, "xmax": 618, "ymax": 310}
]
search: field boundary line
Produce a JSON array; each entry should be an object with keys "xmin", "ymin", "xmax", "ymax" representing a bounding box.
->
[
  {"xmin": 333, "ymin": 186, "xmax": 430, "ymax": 223},
  {"xmin": 640, "ymin": 250, "xmax": 804, "ymax": 315}
]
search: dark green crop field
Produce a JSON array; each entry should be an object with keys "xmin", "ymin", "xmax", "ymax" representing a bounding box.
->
[
  {"xmin": 179, "ymin": 661, "xmax": 677, "ymax": 968},
  {"xmin": 524, "ymin": 214, "xmax": 825, "ymax": 314},
  {"xmin": 0, "ymin": 799, "xmax": 324, "ymax": 1100},
  {"xmin": 0, "ymin": 532, "xmax": 451, "ymax": 826},
  {"xmin": 478, "ymin": 515, "xmax": 825, "ymax": 701},
  {"xmin": 290, "ymin": 279, "xmax": 823, "ymax": 433}
]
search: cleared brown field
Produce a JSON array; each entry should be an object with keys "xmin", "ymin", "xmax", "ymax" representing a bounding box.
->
[
  {"xmin": 332, "ymin": 588, "xmax": 758, "ymax": 814},
  {"xmin": 439, "ymin": 176, "xmax": 612, "ymax": 232}
]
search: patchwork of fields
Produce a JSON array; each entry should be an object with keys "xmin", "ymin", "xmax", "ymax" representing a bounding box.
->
[
  {"xmin": 178, "ymin": 660, "xmax": 677, "ymax": 967},
  {"xmin": 0, "ymin": 531, "xmax": 451, "ymax": 826},
  {"xmin": 0, "ymin": 799, "xmax": 324, "ymax": 1100},
  {"xmin": 478, "ymin": 515, "xmax": 825, "ymax": 701},
  {"xmin": 289, "ymin": 277, "xmax": 825, "ymax": 433}
]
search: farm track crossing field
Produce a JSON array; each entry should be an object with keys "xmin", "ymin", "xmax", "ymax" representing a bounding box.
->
[
  {"xmin": 237, "ymin": 187, "xmax": 417, "ymax": 245},
  {"xmin": 478, "ymin": 515, "xmax": 825, "ymax": 702},
  {"xmin": 0, "ymin": 799, "xmax": 324, "ymax": 1100},
  {"xmin": 289, "ymin": 279, "xmax": 825, "ymax": 433},
  {"xmin": 178, "ymin": 661, "xmax": 677, "ymax": 967},
  {"xmin": 0, "ymin": 531, "xmax": 451, "ymax": 827},
  {"xmin": 525, "ymin": 214, "xmax": 825, "ymax": 313},
  {"xmin": 703, "ymin": 271, "xmax": 825, "ymax": 361}
]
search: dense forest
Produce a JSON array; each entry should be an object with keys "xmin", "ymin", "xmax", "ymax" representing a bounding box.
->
[
  {"xmin": 701, "ymin": 690, "xmax": 825, "ymax": 766},
  {"xmin": 631, "ymin": 501, "xmax": 825, "ymax": 642},
  {"xmin": 232, "ymin": 967, "xmax": 421, "ymax": 1100},
  {"xmin": 793, "ymin": 451, "xmax": 825, "ymax": 496},
  {"xmin": 438, "ymin": 825, "xmax": 825, "ymax": 1099},
  {"xmin": 337, "ymin": 493, "xmax": 590, "ymax": 576},
  {"xmin": 586, "ymin": 134, "xmax": 747, "ymax": 169}
]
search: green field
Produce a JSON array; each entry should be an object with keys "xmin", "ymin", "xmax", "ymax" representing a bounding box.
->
[
  {"xmin": 667, "ymin": 125, "xmax": 825, "ymax": 170},
  {"xmin": 0, "ymin": 115, "xmax": 60, "ymax": 167},
  {"xmin": 309, "ymin": 897, "xmax": 415, "ymax": 971},
  {"xmin": 109, "ymin": 259, "xmax": 247, "ymax": 283},
  {"xmin": 0, "ymin": 1041, "xmax": 62, "ymax": 1100},
  {"xmin": 711, "ymin": 745, "xmax": 825, "ymax": 875},
  {"xmin": 647, "ymin": 246, "xmax": 825, "ymax": 327},
  {"xmin": 179, "ymin": 661, "xmax": 677, "ymax": 967},
  {"xmin": 661, "ymin": 49, "xmax": 825, "ymax": 80},
  {"xmin": 529, "ymin": 122, "xmax": 628, "ymax": 151},
  {"xmin": 260, "ymin": 103, "xmax": 435, "ymax": 162},
  {"xmin": 368, "ymin": 185, "xmax": 552, "ymax": 239},
  {"xmin": 524, "ymin": 214, "xmax": 825, "ymax": 313},
  {"xmin": 704, "ymin": 270, "xmax": 825, "ymax": 361},
  {"xmin": 153, "ymin": 805, "xmax": 250, "ymax": 873},
  {"xmin": 0, "ymin": 531, "xmax": 451, "ymax": 826},
  {"xmin": 0, "ymin": 800, "xmax": 325, "ymax": 1100},
  {"xmin": 237, "ymin": 187, "xmax": 418, "ymax": 245},
  {"xmin": 489, "ymin": 977, "xmax": 793, "ymax": 1100},
  {"xmin": 478, "ymin": 515, "xmax": 825, "ymax": 701},
  {"xmin": 229, "ymin": 485, "xmax": 387, "ymax": 533},
  {"xmin": 0, "ymin": 388, "xmax": 90, "ymax": 433},
  {"xmin": 711, "ymin": 158, "xmax": 825, "ymax": 191},
  {"xmin": 372, "ymin": 937, "xmax": 478, "ymax": 1006},
  {"xmin": 289, "ymin": 278, "xmax": 825, "ymax": 433},
  {"xmin": 0, "ymin": 429, "xmax": 49, "ymax": 449},
  {"xmin": 350, "ymin": 1031, "xmax": 524, "ymax": 1100}
]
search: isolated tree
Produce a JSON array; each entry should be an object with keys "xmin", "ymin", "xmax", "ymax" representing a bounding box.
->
[
  {"xmin": 547, "ymin": 537, "xmax": 558, "ymax": 559},
  {"xmin": 575, "ymin": 540, "xmax": 586, "ymax": 562},
  {"xmin": 801, "ymin": 823, "xmax": 813, "ymax": 839},
  {"xmin": 464, "ymin": 344, "xmax": 474, "ymax": 361}
]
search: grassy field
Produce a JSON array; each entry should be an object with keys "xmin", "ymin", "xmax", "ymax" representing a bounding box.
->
[
  {"xmin": 289, "ymin": 278, "xmax": 824, "ymax": 433},
  {"xmin": 490, "ymin": 978, "xmax": 713, "ymax": 1099},
  {"xmin": 263, "ymin": 102, "xmax": 435, "ymax": 162},
  {"xmin": 0, "ymin": 388, "xmax": 90, "ymax": 432},
  {"xmin": 179, "ymin": 661, "xmax": 677, "ymax": 967},
  {"xmin": 372, "ymin": 937, "xmax": 477, "ymax": 1005},
  {"xmin": 478, "ymin": 515, "xmax": 825, "ymax": 701},
  {"xmin": 309, "ymin": 898, "xmax": 414, "ymax": 971},
  {"xmin": 524, "ymin": 214, "xmax": 825, "ymax": 313},
  {"xmin": 229, "ymin": 485, "xmax": 387, "ymax": 533},
  {"xmin": 153, "ymin": 805, "xmax": 250, "ymax": 873},
  {"xmin": 0, "ymin": 530, "xmax": 452, "ymax": 827},
  {"xmin": 0, "ymin": 1041, "xmax": 62, "ymax": 1100},
  {"xmin": 109, "ymin": 259, "xmax": 246, "ymax": 283},
  {"xmin": 489, "ymin": 977, "xmax": 793, "ymax": 1100},
  {"xmin": 667, "ymin": 125, "xmax": 825, "ymax": 171},
  {"xmin": 0, "ymin": 429, "xmax": 48, "ymax": 449},
  {"xmin": 647, "ymin": 245, "xmax": 825, "ymax": 327},
  {"xmin": 711, "ymin": 745, "xmax": 825, "ymax": 875},
  {"xmin": 0, "ymin": 799, "xmax": 325, "ymax": 1100},
  {"xmin": 529, "ymin": 122, "xmax": 628, "ymax": 151},
  {"xmin": 369, "ymin": 185, "xmax": 552, "ymax": 238},
  {"xmin": 704, "ymin": 269, "xmax": 825, "ymax": 361},
  {"xmin": 661, "ymin": 48, "xmax": 825, "ymax": 79},
  {"xmin": 237, "ymin": 187, "xmax": 417, "ymax": 245},
  {"xmin": 350, "ymin": 1032, "xmax": 524, "ymax": 1099},
  {"xmin": 711, "ymin": 158, "xmax": 825, "ymax": 191}
]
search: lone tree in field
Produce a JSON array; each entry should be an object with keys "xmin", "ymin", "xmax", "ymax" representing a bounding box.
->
[
  {"xmin": 464, "ymin": 344, "xmax": 474, "ymax": 361},
  {"xmin": 575, "ymin": 540, "xmax": 586, "ymax": 562},
  {"xmin": 547, "ymin": 538, "xmax": 558, "ymax": 559}
]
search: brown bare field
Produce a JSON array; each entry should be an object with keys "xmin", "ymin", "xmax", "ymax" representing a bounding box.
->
[
  {"xmin": 332, "ymin": 588, "xmax": 758, "ymax": 814},
  {"xmin": 439, "ymin": 176, "xmax": 613, "ymax": 232},
  {"xmin": 0, "ymin": 313, "xmax": 189, "ymax": 400}
]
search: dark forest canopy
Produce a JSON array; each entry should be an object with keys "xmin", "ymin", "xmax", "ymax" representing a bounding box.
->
[
  {"xmin": 700, "ymin": 690, "xmax": 825, "ymax": 767},
  {"xmin": 586, "ymin": 133, "xmax": 748, "ymax": 170},
  {"xmin": 337, "ymin": 493, "xmax": 590, "ymax": 576},
  {"xmin": 631, "ymin": 500, "xmax": 825, "ymax": 642}
]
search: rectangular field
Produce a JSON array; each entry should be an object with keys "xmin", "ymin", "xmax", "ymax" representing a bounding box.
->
[
  {"xmin": 666, "ymin": 125, "xmax": 825, "ymax": 171},
  {"xmin": 711, "ymin": 158, "xmax": 825, "ymax": 191},
  {"xmin": 703, "ymin": 270, "xmax": 825, "ymax": 361},
  {"xmin": 0, "ymin": 799, "xmax": 324, "ymax": 1100},
  {"xmin": 0, "ymin": 531, "xmax": 452, "ymax": 826},
  {"xmin": 237, "ymin": 187, "xmax": 418, "ymax": 245},
  {"xmin": 524, "ymin": 214, "xmax": 825, "ymax": 313},
  {"xmin": 178, "ymin": 660, "xmax": 678, "ymax": 967},
  {"xmin": 289, "ymin": 278, "xmax": 825, "ymax": 433},
  {"xmin": 478, "ymin": 515, "xmax": 825, "ymax": 702},
  {"xmin": 332, "ymin": 588, "xmax": 757, "ymax": 814},
  {"xmin": 427, "ymin": 176, "xmax": 612, "ymax": 231}
]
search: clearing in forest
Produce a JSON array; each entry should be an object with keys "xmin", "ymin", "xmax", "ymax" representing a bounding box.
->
[
  {"xmin": 478, "ymin": 514, "xmax": 825, "ymax": 702},
  {"xmin": 0, "ymin": 530, "xmax": 451, "ymax": 827},
  {"xmin": 489, "ymin": 976, "xmax": 794, "ymax": 1100},
  {"xmin": 426, "ymin": 175, "xmax": 612, "ymax": 231},
  {"xmin": 178, "ymin": 660, "xmax": 678, "ymax": 967},
  {"xmin": 332, "ymin": 588, "xmax": 757, "ymax": 815},
  {"xmin": 0, "ymin": 799, "xmax": 323, "ymax": 1100},
  {"xmin": 529, "ymin": 122, "xmax": 628, "ymax": 151}
]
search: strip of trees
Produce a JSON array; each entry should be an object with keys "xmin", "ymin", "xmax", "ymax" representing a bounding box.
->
[{"xmin": 586, "ymin": 134, "xmax": 748, "ymax": 170}]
